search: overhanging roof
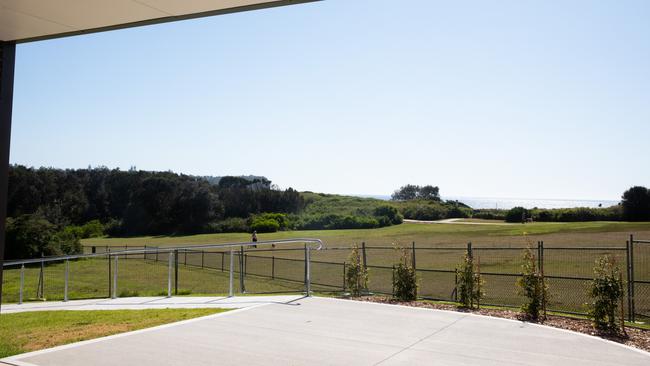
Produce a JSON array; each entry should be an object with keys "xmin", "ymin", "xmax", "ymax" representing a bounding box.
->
[{"xmin": 0, "ymin": 0, "xmax": 316, "ymax": 43}]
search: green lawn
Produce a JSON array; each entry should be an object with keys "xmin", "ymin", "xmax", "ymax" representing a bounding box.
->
[
  {"xmin": 0, "ymin": 308, "xmax": 226, "ymax": 358},
  {"xmin": 81, "ymin": 221, "xmax": 650, "ymax": 248}
]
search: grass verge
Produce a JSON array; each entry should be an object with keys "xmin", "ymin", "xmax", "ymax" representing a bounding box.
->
[{"xmin": 0, "ymin": 308, "xmax": 226, "ymax": 358}]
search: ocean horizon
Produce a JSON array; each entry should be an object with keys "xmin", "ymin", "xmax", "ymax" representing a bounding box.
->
[{"xmin": 353, "ymin": 194, "xmax": 620, "ymax": 210}]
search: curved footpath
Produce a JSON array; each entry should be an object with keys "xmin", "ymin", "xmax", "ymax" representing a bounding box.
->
[{"xmin": 3, "ymin": 296, "xmax": 648, "ymax": 366}]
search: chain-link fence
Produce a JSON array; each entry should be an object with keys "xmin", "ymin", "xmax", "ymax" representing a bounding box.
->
[{"xmin": 3, "ymin": 237, "xmax": 648, "ymax": 322}]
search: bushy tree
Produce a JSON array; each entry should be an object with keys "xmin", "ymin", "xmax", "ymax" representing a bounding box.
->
[
  {"xmin": 345, "ymin": 244, "xmax": 368, "ymax": 297},
  {"xmin": 621, "ymin": 186, "xmax": 650, "ymax": 221},
  {"xmin": 5, "ymin": 214, "xmax": 80, "ymax": 259},
  {"xmin": 418, "ymin": 185, "xmax": 440, "ymax": 201},
  {"xmin": 505, "ymin": 206, "xmax": 529, "ymax": 223},
  {"xmin": 589, "ymin": 256, "xmax": 624, "ymax": 332},
  {"xmin": 391, "ymin": 184, "xmax": 420, "ymax": 201}
]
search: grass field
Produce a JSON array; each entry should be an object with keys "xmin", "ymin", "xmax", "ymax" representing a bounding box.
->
[
  {"xmin": 81, "ymin": 220, "xmax": 650, "ymax": 248},
  {"xmin": 0, "ymin": 308, "xmax": 226, "ymax": 358},
  {"xmin": 4, "ymin": 221, "xmax": 649, "ymax": 320}
]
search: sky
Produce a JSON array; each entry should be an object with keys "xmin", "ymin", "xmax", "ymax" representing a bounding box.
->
[{"xmin": 9, "ymin": 0, "xmax": 650, "ymax": 200}]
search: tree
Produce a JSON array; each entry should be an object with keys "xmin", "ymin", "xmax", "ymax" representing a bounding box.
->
[
  {"xmin": 505, "ymin": 206, "xmax": 529, "ymax": 223},
  {"xmin": 417, "ymin": 185, "xmax": 440, "ymax": 201},
  {"xmin": 621, "ymin": 186, "xmax": 650, "ymax": 221},
  {"xmin": 391, "ymin": 184, "xmax": 420, "ymax": 201}
]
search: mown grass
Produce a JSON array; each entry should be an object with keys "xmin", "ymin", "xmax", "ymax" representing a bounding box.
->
[
  {"xmin": 82, "ymin": 221, "xmax": 650, "ymax": 248},
  {"xmin": 0, "ymin": 308, "xmax": 226, "ymax": 358}
]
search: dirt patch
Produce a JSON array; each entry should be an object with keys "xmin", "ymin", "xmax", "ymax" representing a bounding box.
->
[{"xmin": 349, "ymin": 296, "xmax": 650, "ymax": 353}]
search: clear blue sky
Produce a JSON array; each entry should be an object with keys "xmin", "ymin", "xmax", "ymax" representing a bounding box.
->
[{"xmin": 9, "ymin": 0, "xmax": 650, "ymax": 200}]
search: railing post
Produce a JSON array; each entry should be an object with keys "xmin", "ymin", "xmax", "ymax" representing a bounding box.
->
[
  {"xmin": 174, "ymin": 249, "xmax": 178, "ymax": 295},
  {"xmin": 64, "ymin": 259, "xmax": 69, "ymax": 302},
  {"xmin": 306, "ymin": 245, "xmax": 312, "ymax": 296},
  {"xmin": 112, "ymin": 255, "xmax": 118, "ymax": 299},
  {"xmin": 239, "ymin": 246, "xmax": 245, "ymax": 293},
  {"xmin": 221, "ymin": 252, "xmax": 225, "ymax": 272},
  {"xmin": 107, "ymin": 251, "xmax": 111, "ymax": 298},
  {"xmin": 167, "ymin": 251, "xmax": 173, "ymax": 298},
  {"xmin": 361, "ymin": 242, "xmax": 367, "ymax": 270},
  {"xmin": 540, "ymin": 241, "xmax": 546, "ymax": 318},
  {"xmin": 272, "ymin": 256, "xmax": 275, "ymax": 280},
  {"xmin": 19, "ymin": 264, "xmax": 24, "ymax": 305},
  {"xmin": 229, "ymin": 248, "xmax": 234, "ymax": 297}
]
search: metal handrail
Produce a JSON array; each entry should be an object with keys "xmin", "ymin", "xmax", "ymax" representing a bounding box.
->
[
  {"xmin": 4, "ymin": 238, "xmax": 324, "ymax": 303},
  {"xmin": 3, "ymin": 238, "xmax": 324, "ymax": 266}
]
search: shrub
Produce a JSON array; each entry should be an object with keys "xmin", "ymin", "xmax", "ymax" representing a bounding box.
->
[
  {"xmin": 392, "ymin": 246, "xmax": 417, "ymax": 301},
  {"xmin": 457, "ymin": 253, "xmax": 484, "ymax": 308},
  {"xmin": 345, "ymin": 245, "xmax": 368, "ymax": 297},
  {"xmin": 254, "ymin": 213, "xmax": 290, "ymax": 230},
  {"xmin": 206, "ymin": 217, "xmax": 250, "ymax": 233},
  {"xmin": 250, "ymin": 218, "xmax": 280, "ymax": 233},
  {"xmin": 296, "ymin": 214, "xmax": 380, "ymax": 230},
  {"xmin": 472, "ymin": 210, "xmax": 506, "ymax": 220},
  {"xmin": 401, "ymin": 203, "xmax": 447, "ymax": 220},
  {"xmin": 373, "ymin": 205, "xmax": 403, "ymax": 225},
  {"xmin": 505, "ymin": 207, "xmax": 528, "ymax": 223},
  {"xmin": 589, "ymin": 256, "xmax": 624, "ymax": 332},
  {"xmin": 517, "ymin": 247, "xmax": 548, "ymax": 320}
]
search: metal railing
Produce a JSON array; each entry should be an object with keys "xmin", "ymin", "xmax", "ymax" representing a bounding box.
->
[{"xmin": 2, "ymin": 238, "xmax": 323, "ymax": 305}]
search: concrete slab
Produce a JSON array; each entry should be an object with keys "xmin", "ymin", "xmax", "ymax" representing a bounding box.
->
[
  {"xmin": 3, "ymin": 297, "xmax": 649, "ymax": 366},
  {"xmin": 1, "ymin": 295, "xmax": 304, "ymax": 314}
]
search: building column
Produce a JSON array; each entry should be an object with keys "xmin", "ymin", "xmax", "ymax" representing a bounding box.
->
[{"xmin": 0, "ymin": 42, "xmax": 17, "ymax": 310}]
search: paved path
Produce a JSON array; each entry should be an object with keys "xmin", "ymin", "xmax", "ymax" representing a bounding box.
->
[
  {"xmin": 0, "ymin": 295, "xmax": 303, "ymax": 314},
  {"xmin": 3, "ymin": 297, "xmax": 648, "ymax": 366}
]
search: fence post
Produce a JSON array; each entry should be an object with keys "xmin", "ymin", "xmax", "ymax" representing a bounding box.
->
[
  {"xmin": 64, "ymin": 259, "xmax": 69, "ymax": 302},
  {"xmin": 454, "ymin": 268, "xmax": 458, "ymax": 302},
  {"xmin": 630, "ymin": 234, "xmax": 635, "ymax": 322},
  {"xmin": 168, "ymin": 251, "xmax": 173, "ymax": 298},
  {"xmin": 37, "ymin": 253, "xmax": 44, "ymax": 299},
  {"xmin": 184, "ymin": 250, "xmax": 187, "ymax": 266},
  {"xmin": 221, "ymin": 252, "xmax": 225, "ymax": 272},
  {"xmin": 229, "ymin": 248, "xmax": 234, "ymax": 297},
  {"xmin": 540, "ymin": 241, "xmax": 546, "ymax": 318},
  {"xmin": 411, "ymin": 241, "xmax": 416, "ymax": 270},
  {"xmin": 626, "ymin": 239, "xmax": 632, "ymax": 322},
  {"xmin": 201, "ymin": 251, "xmax": 204, "ymax": 269},
  {"xmin": 107, "ymin": 251, "xmax": 111, "ymax": 298},
  {"xmin": 306, "ymin": 245, "xmax": 312, "ymax": 296},
  {"xmin": 342, "ymin": 262, "xmax": 346, "ymax": 292},
  {"xmin": 467, "ymin": 242, "xmax": 473, "ymax": 259},
  {"xmin": 174, "ymin": 249, "xmax": 179, "ymax": 295},
  {"xmin": 304, "ymin": 244, "xmax": 308, "ymax": 288},
  {"xmin": 19, "ymin": 264, "xmax": 24, "ymax": 305},
  {"xmin": 239, "ymin": 246, "xmax": 245, "ymax": 293},
  {"xmin": 361, "ymin": 242, "xmax": 367, "ymax": 270},
  {"xmin": 112, "ymin": 255, "xmax": 118, "ymax": 299},
  {"xmin": 272, "ymin": 256, "xmax": 275, "ymax": 280}
]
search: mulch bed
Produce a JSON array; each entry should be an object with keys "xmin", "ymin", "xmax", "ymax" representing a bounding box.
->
[{"xmin": 349, "ymin": 296, "xmax": 650, "ymax": 353}]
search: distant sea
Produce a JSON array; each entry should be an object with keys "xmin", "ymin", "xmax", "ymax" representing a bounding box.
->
[{"xmin": 355, "ymin": 195, "xmax": 619, "ymax": 210}]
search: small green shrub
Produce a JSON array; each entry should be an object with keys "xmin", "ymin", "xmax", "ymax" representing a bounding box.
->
[
  {"xmin": 392, "ymin": 246, "xmax": 417, "ymax": 301},
  {"xmin": 119, "ymin": 290, "xmax": 139, "ymax": 297},
  {"xmin": 589, "ymin": 256, "xmax": 624, "ymax": 332},
  {"xmin": 345, "ymin": 244, "xmax": 368, "ymax": 297},
  {"xmin": 250, "ymin": 219, "xmax": 280, "ymax": 233},
  {"xmin": 517, "ymin": 247, "xmax": 548, "ymax": 320},
  {"xmin": 207, "ymin": 217, "xmax": 250, "ymax": 233},
  {"xmin": 457, "ymin": 253, "xmax": 483, "ymax": 308}
]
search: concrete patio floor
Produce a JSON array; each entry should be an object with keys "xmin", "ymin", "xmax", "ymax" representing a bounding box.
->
[{"xmin": 2, "ymin": 297, "xmax": 649, "ymax": 366}]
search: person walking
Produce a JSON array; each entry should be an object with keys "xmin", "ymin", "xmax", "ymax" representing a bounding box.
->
[{"xmin": 251, "ymin": 230, "xmax": 258, "ymax": 248}]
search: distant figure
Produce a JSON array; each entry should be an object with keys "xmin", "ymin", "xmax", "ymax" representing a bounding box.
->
[{"xmin": 252, "ymin": 230, "xmax": 258, "ymax": 248}]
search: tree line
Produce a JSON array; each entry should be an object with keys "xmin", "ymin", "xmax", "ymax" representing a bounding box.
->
[{"xmin": 5, "ymin": 166, "xmax": 303, "ymax": 258}]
